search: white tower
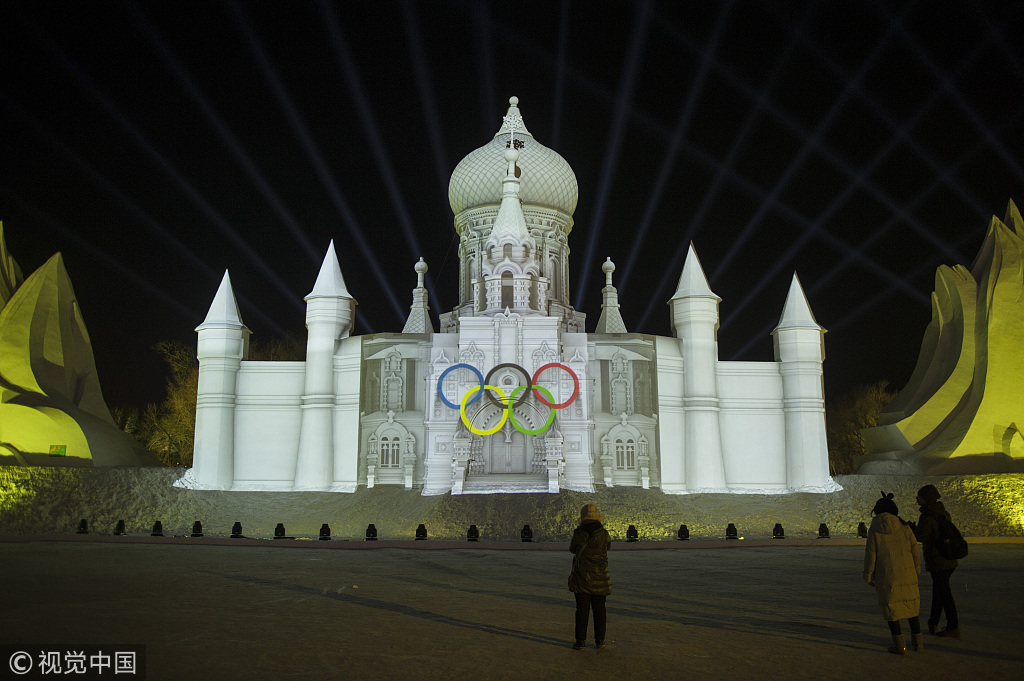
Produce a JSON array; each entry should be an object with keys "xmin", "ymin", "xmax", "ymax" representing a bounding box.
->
[
  {"xmin": 669, "ymin": 244, "xmax": 727, "ymax": 490},
  {"xmin": 402, "ymin": 258, "xmax": 434, "ymax": 334},
  {"xmin": 293, "ymin": 241, "xmax": 356, "ymax": 490},
  {"xmin": 594, "ymin": 257, "xmax": 627, "ymax": 333},
  {"xmin": 772, "ymin": 273, "xmax": 831, "ymax": 489},
  {"xmin": 193, "ymin": 271, "xmax": 250, "ymax": 489}
]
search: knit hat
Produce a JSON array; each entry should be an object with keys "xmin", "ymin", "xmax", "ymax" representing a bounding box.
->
[
  {"xmin": 917, "ymin": 484, "xmax": 941, "ymax": 504},
  {"xmin": 580, "ymin": 503, "xmax": 603, "ymax": 523},
  {"xmin": 872, "ymin": 491, "xmax": 899, "ymax": 516}
]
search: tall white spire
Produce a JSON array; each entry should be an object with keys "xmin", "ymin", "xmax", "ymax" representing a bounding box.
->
[
  {"xmin": 671, "ymin": 244, "xmax": 719, "ymax": 301},
  {"xmin": 774, "ymin": 273, "xmax": 822, "ymax": 331},
  {"xmin": 402, "ymin": 258, "xmax": 434, "ymax": 334},
  {"xmin": 307, "ymin": 240, "xmax": 354, "ymax": 301},
  {"xmin": 594, "ymin": 257, "xmax": 627, "ymax": 333},
  {"xmin": 485, "ymin": 146, "xmax": 534, "ymax": 251},
  {"xmin": 197, "ymin": 271, "xmax": 247, "ymax": 331}
]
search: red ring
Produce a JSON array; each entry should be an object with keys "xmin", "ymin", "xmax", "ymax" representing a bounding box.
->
[{"xmin": 531, "ymin": 362, "xmax": 580, "ymax": 409}]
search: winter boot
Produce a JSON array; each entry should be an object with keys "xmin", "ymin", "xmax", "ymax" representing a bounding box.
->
[
  {"xmin": 911, "ymin": 633, "xmax": 924, "ymax": 651},
  {"xmin": 887, "ymin": 634, "xmax": 907, "ymax": 655}
]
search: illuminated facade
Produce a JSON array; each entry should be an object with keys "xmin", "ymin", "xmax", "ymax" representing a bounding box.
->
[
  {"xmin": 182, "ymin": 97, "xmax": 838, "ymax": 495},
  {"xmin": 0, "ymin": 223, "xmax": 154, "ymax": 467},
  {"xmin": 859, "ymin": 201, "xmax": 1024, "ymax": 474}
]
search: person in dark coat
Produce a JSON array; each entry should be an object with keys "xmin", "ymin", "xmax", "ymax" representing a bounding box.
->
[
  {"xmin": 568, "ymin": 503, "xmax": 611, "ymax": 650},
  {"xmin": 911, "ymin": 484, "xmax": 960, "ymax": 638}
]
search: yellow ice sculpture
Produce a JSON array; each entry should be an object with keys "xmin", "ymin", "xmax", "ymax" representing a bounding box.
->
[
  {"xmin": 859, "ymin": 201, "xmax": 1024, "ymax": 474},
  {"xmin": 0, "ymin": 222, "xmax": 156, "ymax": 466}
]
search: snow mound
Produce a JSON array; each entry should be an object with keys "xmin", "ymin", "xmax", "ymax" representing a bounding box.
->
[{"xmin": 1, "ymin": 467, "xmax": 1021, "ymax": 540}]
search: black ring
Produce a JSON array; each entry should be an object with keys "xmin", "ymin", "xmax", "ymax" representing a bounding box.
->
[{"xmin": 483, "ymin": 363, "xmax": 532, "ymax": 410}]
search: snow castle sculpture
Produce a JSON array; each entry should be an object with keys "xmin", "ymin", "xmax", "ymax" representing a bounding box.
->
[
  {"xmin": 858, "ymin": 200, "xmax": 1024, "ymax": 475},
  {"xmin": 181, "ymin": 97, "xmax": 838, "ymax": 495}
]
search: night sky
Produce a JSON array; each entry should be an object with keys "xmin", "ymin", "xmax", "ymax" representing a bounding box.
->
[{"xmin": 2, "ymin": 0, "xmax": 1021, "ymax": 410}]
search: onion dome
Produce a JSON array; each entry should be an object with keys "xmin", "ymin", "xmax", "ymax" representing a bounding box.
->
[{"xmin": 448, "ymin": 96, "xmax": 578, "ymax": 217}]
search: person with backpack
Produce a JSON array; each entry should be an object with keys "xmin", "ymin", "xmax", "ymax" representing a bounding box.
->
[
  {"xmin": 863, "ymin": 491, "xmax": 923, "ymax": 654},
  {"xmin": 912, "ymin": 484, "xmax": 961, "ymax": 638},
  {"xmin": 568, "ymin": 503, "xmax": 612, "ymax": 650}
]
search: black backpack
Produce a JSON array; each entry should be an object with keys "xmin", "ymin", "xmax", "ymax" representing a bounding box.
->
[{"xmin": 926, "ymin": 510, "xmax": 968, "ymax": 560}]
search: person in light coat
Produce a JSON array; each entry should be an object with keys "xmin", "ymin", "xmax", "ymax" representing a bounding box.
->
[{"xmin": 863, "ymin": 491, "xmax": 923, "ymax": 654}]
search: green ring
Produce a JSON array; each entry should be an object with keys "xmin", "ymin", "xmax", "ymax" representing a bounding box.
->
[{"xmin": 507, "ymin": 385, "xmax": 557, "ymax": 435}]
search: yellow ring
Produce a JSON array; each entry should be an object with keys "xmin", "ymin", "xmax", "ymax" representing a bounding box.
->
[{"xmin": 461, "ymin": 385, "xmax": 509, "ymax": 435}]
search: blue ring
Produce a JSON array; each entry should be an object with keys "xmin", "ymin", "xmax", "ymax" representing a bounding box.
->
[{"xmin": 437, "ymin": 363, "xmax": 485, "ymax": 410}]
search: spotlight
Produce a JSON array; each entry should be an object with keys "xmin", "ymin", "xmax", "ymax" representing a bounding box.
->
[
  {"xmin": 677, "ymin": 524, "xmax": 689, "ymax": 540},
  {"xmin": 773, "ymin": 523, "xmax": 785, "ymax": 539},
  {"xmin": 857, "ymin": 522, "xmax": 868, "ymax": 538},
  {"xmin": 319, "ymin": 524, "xmax": 331, "ymax": 541},
  {"xmin": 274, "ymin": 523, "xmax": 290, "ymax": 539},
  {"xmin": 191, "ymin": 521, "xmax": 204, "ymax": 538},
  {"xmin": 626, "ymin": 525, "xmax": 639, "ymax": 542},
  {"xmin": 415, "ymin": 523, "xmax": 428, "ymax": 540},
  {"xmin": 521, "ymin": 524, "xmax": 533, "ymax": 542},
  {"xmin": 467, "ymin": 525, "xmax": 480, "ymax": 542},
  {"xmin": 365, "ymin": 524, "xmax": 378, "ymax": 541},
  {"xmin": 230, "ymin": 522, "xmax": 244, "ymax": 538},
  {"xmin": 725, "ymin": 523, "xmax": 738, "ymax": 540},
  {"xmin": 76, "ymin": 519, "xmax": 88, "ymax": 535},
  {"xmin": 151, "ymin": 521, "xmax": 164, "ymax": 537},
  {"xmin": 818, "ymin": 523, "xmax": 830, "ymax": 539},
  {"xmin": 113, "ymin": 520, "xmax": 126, "ymax": 536}
]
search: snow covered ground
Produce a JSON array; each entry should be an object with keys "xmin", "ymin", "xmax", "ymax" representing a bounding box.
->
[
  {"xmin": 0, "ymin": 467, "xmax": 1021, "ymax": 540},
  {"xmin": 1, "ymin": 539, "xmax": 1021, "ymax": 681}
]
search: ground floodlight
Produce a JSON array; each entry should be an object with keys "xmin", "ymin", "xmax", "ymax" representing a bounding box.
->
[
  {"xmin": 773, "ymin": 523, "xmax": 785, "ymax": 539},
  {"xmin": 677, "ymin": 524, "xmax": 689, "ymax": 540},
  {"xmin": 230, "ymin": 522, "xmax": 244, "ymax": 538},
  {"xmin": 726, "ymin": 523, "xmax": 738, "ymax": 540},
  {"xmin": 857, "ymin": 522, "xmax": 868, "ymax": 538},
  {"xmin": 626, "ymin": 525, "xmax": 639, "ymax": 542},
  {"xmin": 818, "ymin": 523, "xmax": 830, "ymax": 539},
  {"xmin": 76, "ymin": 519, "xmax": 88, "ymax": 535},
  {"xmin": 274, "ymin": 523, "xmax": 287, "ymax": 539},
  {"xmin": 191, "ymin": 521, "xmax": 203, "ymax": 538},
  {"xmin": 521, "ymin": 524, "xmax": 533, "ymax": 542},
  {"xmin": 113, "ymin": 520, "xmax": 126, "ymax": 536},
  {"xmin": 319, "ymin": 524, "xmax": 331, "ymax": 541},
  {"xmin": 151, "ymin": 521, "xmax": 164, "ymax": 537},
  {"xmin": 467, "ymin": 525, "xmax": 480, "ymax": 542},
  {"xmin": 365, "ymin": 524, "xmax": 378, "ymax": 541},
  {"xmin": 415, "ymin": 523, "xmax": 428, "ymax": 540}
]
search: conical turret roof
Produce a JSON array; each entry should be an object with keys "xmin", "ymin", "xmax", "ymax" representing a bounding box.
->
[
  {"xmin": 307, "ymin": 240, "xmax": 355, "ymax": 301},
  {"xmin": 670, "ymin": 244, "xmax": 720, "ymax": 301},
  {"xmin": 197, "ymin": 271, "xmax": 247, "ymax": 330},
  {"xmin": 774, "ymin": 273, "xmax": 822, "ymax": 331}
]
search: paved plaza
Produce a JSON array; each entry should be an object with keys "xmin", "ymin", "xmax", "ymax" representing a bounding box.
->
[{"xmin": 1, "ymin": 538, "xmax": 1021, "ymax": 680}]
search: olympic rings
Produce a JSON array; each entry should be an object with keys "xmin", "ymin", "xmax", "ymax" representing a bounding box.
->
[
  {"xmin": 507, "ymin": 385, "xmax": 557, "ymax": 435},
  {"xmin": 437, "ymin": 363, "xmax": 485, "ymax": 410},
  {"xmin": 460, "ymin": 385, "xmax": 509, "ymax": 435},
  {"xmin": 484, "ymin": 363, "xmax": 532, "ymax": 409},
  {"xmin": 436, "ymin": 361, "xmax": 579, "ymax": 436},
  {"xmin": 531, "ymin": 363, "xmax": 580, "ymax": 409}
]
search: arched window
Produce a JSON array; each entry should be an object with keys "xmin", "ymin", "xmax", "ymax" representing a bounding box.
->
[
  {"xmin": 615, "ymin": 438, "xmax": 636, "ymax": 470},
  {"xmin": 501, "ymin": 271, "xmax": 513, "ymax": 309},
  {"xmin": 380, "ymin": 437, "xmax": 400, "ymax": 467}
]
